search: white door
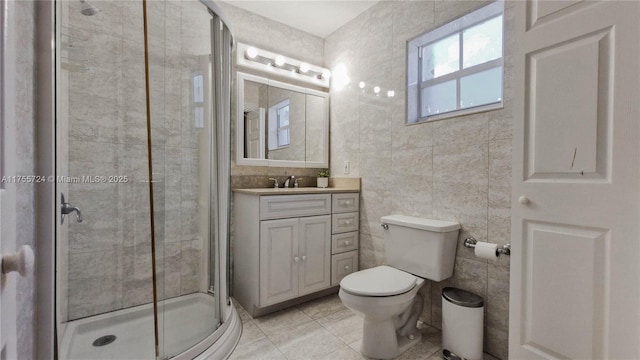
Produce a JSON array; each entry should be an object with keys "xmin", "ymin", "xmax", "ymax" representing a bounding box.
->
[
  {"xmin": 260, "ymin": 218, "xmax": 299, "ymax": 306},
  {"xmin": 0, "ymin": 0, "xmax": 19, "ymax": 357},
  {"xmin": 298, "ymin": 215, "xmax": 331, "ymax": 296},
  {"xmin": 510, "ymin": 1, "xmax": 640, "ymax": 359},
  {"xmin": 245, "ymin": 107, "xmax": 265, "ymax": 159}
]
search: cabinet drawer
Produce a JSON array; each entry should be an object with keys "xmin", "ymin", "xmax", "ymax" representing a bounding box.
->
[
  {"xmin": 331, "ymin": 231, "xmax": 358, "ymax": 254},
  {"xmin": 331, "ymin": 251, "xmax": 358, "ymax": 286},
  {"xmin": 332, "ymin": 212, "xmax": 358, "ymax": 233},
  {"xmin": 260, "ymin": 194, "xmax": 331, "ymax": 220},
  {"xmin": 332, "ymin": 193, "xmax": 359, "ymax": 213}
]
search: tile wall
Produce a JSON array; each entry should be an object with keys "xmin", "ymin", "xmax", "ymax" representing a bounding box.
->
[
  {"xmin": 324, "ymin": 1, "xmax": 514, "ymax": 358},
  {"xmin": 62, "ymin": 0, "xmax": 212, "ymax": 320}
]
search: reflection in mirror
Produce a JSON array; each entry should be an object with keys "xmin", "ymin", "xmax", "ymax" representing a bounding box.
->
[
  {"xmin": 305, "ymin": 94, "xmax": 326, "ymax": 163},
  {"xmin": 267, "ymin": 87, "xmax": 305, "ymax": 162},
  {"xmin": 243, "ymin": 80, "xmax": 267, "ymax": 159},
  {"xmin": 237, "ymin": 72, "xmax": 329, "ymax": 168}
]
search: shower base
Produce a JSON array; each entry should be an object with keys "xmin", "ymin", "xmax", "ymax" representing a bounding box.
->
[{"xmin": 60, "ymin": 293, "xmax": 220, "ymax": 360}]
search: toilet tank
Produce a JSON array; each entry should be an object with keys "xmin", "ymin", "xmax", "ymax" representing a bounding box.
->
[{"xmin": 381, "ymin": 215, "xmax": 460, "ymax": 281}]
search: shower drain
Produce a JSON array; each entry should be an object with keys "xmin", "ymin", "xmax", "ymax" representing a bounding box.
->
[{"xmin": 92, "ymin": 335, "xmax": 116, "ymax": 347}]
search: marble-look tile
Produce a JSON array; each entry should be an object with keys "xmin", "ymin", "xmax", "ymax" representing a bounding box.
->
[
  {"xmin": 486, "ymin": 265, "xmax": 510, "ymax": 332},
  {"xmin": 68, "ymin": 276, "xmax": 119, "ymax": 320},
  {"xmin": 434, "ymin": 0, "xmax": 492, "ymax": 27},
  {"xmin": 228, "ymin": 337, "xmax": 285, "ymax": 360},
  {"xmin": 360, "ymin": 2, "xmax": 393, "ymax": 63},
  {"xmin": 297, "ymin": 294, "xmax": 346, "ymax": 320},
  {"xmin": 489, "ymin": 139, "xmax": 512, "ymax": 189},
  {"xmin": 433, "ymin": 141, "xmax": 489, "ymax": 187},
  {"xmin": 316, "ymin": 308, "xmax": 364, "ymax": 344},
  {"xmin": 253, "ymin": 307, "xmax": 313, "ymax": 338},
  {"xmin": 232, "ymin": 299, "xmax": 253, "ymax": 324},
  {"xmin": 391, "ymin": 1, "xmax": 435, "ymax": 57},
  {"xmin": 418, "ymin": 281, "xmax": 433, "ymax": 325},
  {"xmin": 432, "ymin": 113, "xmax": 489, "ymax": 147},
  {"xmin": 318, "ymin": 346, "xmax": 365, "ymax": 360},
  {"xmin": 268, "ymin": 321, "xmax": 344, "ymax": 359},
  {"xmin": 452, "ymin": 257, "xmax": 489, "ymax": 301},
  {"xmin": 236, "ymin": 320, "xmax": 267, "ymax": 348},
  {"xmin": 392, "ymin": 121, "xmax": 434, "ymax": 151},
  {"xmin": 485, "ymin": 325, "xmax": 509, "ymax": 360}
]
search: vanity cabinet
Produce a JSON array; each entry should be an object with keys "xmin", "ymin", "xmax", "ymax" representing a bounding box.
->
[
  {"xmin": 233, "ymin": 190, "xmax": 360, "ymax": 317},
  {"xmin": 259, "ymin": 215, "xmax": 331, "ymax": 306},
  {"xmin": 330, "ymin": 193, "xmax": 359, "ymax": 286}
]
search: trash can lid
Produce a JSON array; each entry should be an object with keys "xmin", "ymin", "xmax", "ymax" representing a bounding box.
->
[{"xmin": 442, "ymin": 287, "xmax": 484, "ymax": 308}]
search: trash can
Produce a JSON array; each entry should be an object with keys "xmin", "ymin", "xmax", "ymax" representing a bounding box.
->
[{"xmin": 442, "ymin": 287, "xmax": 484, "ymax": 360}]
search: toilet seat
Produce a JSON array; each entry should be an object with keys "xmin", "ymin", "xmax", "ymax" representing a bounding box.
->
[{"xmin": 340, "ymin": 265, "xmax": 419, "ymax": 297}]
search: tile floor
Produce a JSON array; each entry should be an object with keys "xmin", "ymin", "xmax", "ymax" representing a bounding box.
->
[{"xmin": 230, "ymin": 294, "xmax": 499, "ymax": 360}]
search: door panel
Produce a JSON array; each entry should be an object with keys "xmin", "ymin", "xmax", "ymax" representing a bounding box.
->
[
  {"xmin": 511, "ymin": 1, "xmax": 640, "ymax": 359},
  {"xmin": 260, "ymin": 218, "xmax": 299, "ymax": 306},
  {"xmin": 298, "ymin": 215, "xmax": 331, "ymax": 296}
]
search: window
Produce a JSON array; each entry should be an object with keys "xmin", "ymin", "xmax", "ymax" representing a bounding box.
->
[
  {"xmin": 268, "ymin": 99, "xmax": 290, "ymax": 150},
  {"xmin": 407, "ymin": 1, "xmax": 504, "ymax": 123}
]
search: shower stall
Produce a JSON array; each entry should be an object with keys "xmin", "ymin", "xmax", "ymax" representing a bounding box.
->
[{"xmin": 54, "ymin": 0, "xmax": 240, "ymax": 358}]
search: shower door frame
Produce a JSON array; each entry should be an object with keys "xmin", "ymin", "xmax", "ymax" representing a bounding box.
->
[{"xmin": 43, "ymin": 0, "xmax": 239, "ymax": 358}]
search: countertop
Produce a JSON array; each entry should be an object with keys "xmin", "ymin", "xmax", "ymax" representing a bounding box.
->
[{"xmin": 232, "ymin": 187, "xmax": 360, "ymax": 195}]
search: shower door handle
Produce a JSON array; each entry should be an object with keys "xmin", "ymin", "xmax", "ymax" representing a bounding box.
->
[{"xmin": 61, "ymin": 193, "xmax": 83, "ymax": 224}]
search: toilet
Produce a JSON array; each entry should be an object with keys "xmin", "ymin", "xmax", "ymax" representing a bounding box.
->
[{"xmin": 339, "ymin": 215, "xmax": 460, "ymax": 359}]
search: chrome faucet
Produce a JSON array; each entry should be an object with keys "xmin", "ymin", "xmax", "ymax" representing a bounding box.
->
[{"xmin": 283, "ymin": 175, "xmax": 296, "ymax": 188}]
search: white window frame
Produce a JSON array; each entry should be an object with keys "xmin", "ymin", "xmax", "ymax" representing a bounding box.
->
[{"xmin": 406, "ymin": 0, "xmax": 504, "ymax": 124}]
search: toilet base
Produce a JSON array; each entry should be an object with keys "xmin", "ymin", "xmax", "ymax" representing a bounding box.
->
[{"xmin": 360, "ymin": 317, "xmax": 422, "ymax": 359}]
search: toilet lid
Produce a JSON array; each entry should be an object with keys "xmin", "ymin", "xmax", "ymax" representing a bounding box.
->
[{"xmin": 340, "ymin": 265, "xmax": 418, "ymax": 296}]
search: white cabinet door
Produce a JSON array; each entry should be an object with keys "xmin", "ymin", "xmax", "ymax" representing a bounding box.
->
[
  {"xmin": 298, "ymin": 215, "xmax": 331, "ymax": 296},
  {"xmin": 510, "ymin": 1, "xmax": 640, "ymax": 359},
  {"xmin": 260, "ymin": 218, "xmax": 299, "ymax": 306}
]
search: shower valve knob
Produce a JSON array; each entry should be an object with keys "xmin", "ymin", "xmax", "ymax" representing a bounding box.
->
[{"xmin": 2, "ymin": 245, "xmax": 34, "ymax": 277}]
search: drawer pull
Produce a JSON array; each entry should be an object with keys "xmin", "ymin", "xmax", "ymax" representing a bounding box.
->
[
  {"xmin": 294, "ymin": 256, "xmax": 299, "ymax": 262},
  {"xmin": 302, "ymin": 255, "xmax": 307, "ymax": 261},
  {"xmin": 345, "ymin": 265, "xmax": 350, "ymax": 271},
  {"xmin": 345, "ymin": 220, "xmax": 352, "ymax": 225},
  {"xmin": 344, "ymin": 240, "xmax": 350, "ymax": 246},
  {"xmin": 345, "ymin": 200, "xmax": 352, "ymax": 205}
]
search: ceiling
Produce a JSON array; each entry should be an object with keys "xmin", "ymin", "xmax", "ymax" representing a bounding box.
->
[{"xmin": 220, "ymin": 0, "xmax": 380, "ymax": 38}]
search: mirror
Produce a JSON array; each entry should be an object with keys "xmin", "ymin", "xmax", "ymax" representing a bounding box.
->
[{"xmin": 237, "ymin": 72, "xmax": 329, "ymax": 168}]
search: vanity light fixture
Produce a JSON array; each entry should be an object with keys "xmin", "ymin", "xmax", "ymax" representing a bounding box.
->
[
  {"xmin": 246, "ymin": 46, "xmax": 258, "ymax": 59},
  {"xmin": 237, "ymin": 43, "xmax": 331, "ymax": 88}
]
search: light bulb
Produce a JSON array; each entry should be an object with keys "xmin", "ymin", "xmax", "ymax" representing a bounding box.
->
[
  {"xmin": 387, "ymin": 90, "xmax": 395, "ymax": 97},
  {"xmin": 359, "ymin": 81, "xmax": 365, "ymax": 89},
  {"xmin": 275, "ymin": 55, "xmax": 286, "ymax": 66},
  {"xmin": 299, "ymin": 63, "xmax": 310, "ymax": 73},
  {"xmin": 374, "ymin": 86, "xmax": 380, "ymax": 94},
  {"xmin": 246, "ymin": 47, "xmax": 258, "ymax": 59}
]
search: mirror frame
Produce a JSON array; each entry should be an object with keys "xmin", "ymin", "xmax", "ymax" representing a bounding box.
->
[{"xmin": 236, "ymin": 72, "xmax": 329, "ymax": 168}]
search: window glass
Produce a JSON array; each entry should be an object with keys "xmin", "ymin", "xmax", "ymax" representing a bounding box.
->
[
  {"xmin": 463, "ymin": 15, "xmax": 503, "ymax": 69},
  {"xmin": 407, "ymin": 1, "xmax": 504, "ymax": 123},
  {"xmin": 421, "ymin": 34, "xmax": 460, "ymax": 81},
  {"xmin": 421, "ymin": 80, "xmax": 457, "ymax": 117},
  {"xmin": 460, "ymin": 67, "xmax": 503, "ymax": 109}
]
